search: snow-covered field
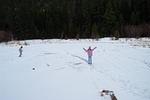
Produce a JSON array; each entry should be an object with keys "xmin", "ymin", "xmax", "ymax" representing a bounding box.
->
[{"xmin": 0, "ymin": 38, "xmax": 150, "ymax": 100}]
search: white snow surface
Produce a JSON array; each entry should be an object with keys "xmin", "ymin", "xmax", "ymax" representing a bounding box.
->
[{"xmin": 0, "ymin": 38, "xmax": 150, "ymax": 100}]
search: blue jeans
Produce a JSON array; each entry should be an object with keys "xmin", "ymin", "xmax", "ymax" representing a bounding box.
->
[{"xmin": 88, "ymin": 56, "xmax": 92, "ymax": 64}]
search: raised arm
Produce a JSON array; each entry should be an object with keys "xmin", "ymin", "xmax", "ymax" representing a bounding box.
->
[
  {"xmin": 92, "ymin": 47, "xmax": 97, "ymax": 51},
  {"xmin": 83, "ymin": 48, "xmax": 87, "ymax": 52}
]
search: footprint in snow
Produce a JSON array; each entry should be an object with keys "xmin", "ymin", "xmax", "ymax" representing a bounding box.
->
[{"xmin": 74, "ymin": 62, "xmax": 82, "ymax": 65}]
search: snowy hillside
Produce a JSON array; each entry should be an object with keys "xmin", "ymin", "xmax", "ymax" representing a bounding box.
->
[{"xmin": 0, "ymin": 38, "xmax": 150, "ymax": 100}]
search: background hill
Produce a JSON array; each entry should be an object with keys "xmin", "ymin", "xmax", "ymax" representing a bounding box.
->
[{"xmin": 0, "ymin": 0, "xmax": 150, "ymax": 40}]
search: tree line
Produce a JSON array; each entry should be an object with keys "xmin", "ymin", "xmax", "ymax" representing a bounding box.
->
[{"xmin": 0, "ymin": 0, "xmax": 150, "ymax": 40}]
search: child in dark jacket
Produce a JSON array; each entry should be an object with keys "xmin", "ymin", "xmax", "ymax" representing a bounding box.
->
[{"xmin": 19, "ymin": 46, "xmax": 23, "ymax": 57}]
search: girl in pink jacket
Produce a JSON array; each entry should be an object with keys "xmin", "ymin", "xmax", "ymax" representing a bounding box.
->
[{"xmin": 83, "ymin": 46, "xmax": 97, "ymax": 64}]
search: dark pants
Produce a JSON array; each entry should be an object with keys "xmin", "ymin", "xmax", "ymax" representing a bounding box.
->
[{"xmin": 19, "ymin": 52, "xmax": 22, "ymax": 57}]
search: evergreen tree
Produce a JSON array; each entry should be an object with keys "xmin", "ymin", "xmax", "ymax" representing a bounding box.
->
[
  {"xmin": 0, "ymin": 0, "xmax": 149, "ymax": 40},
  {"xmin": 103, "ymin": 0, "xmax": 119, "ymax": 36}
]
